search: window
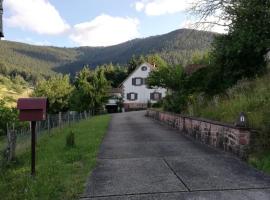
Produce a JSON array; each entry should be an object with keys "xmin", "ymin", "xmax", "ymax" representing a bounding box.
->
[
  {"xmin": 141, "ymin": 66, "xmax": 147, "ymax": 71},
  {"xmin": 127, "ymin": 93, "xmax": 138, "ymax": 101},
  {"xmin": 136, "ymin": 78, "xmax": 141, "ymax": 85},
  {"xmin": 132, "ymin": 78, "xmax": 143, "ymax": 86},
  {"xmin": 150, "ymin": 92, "xmax": 162, "ymax": 101}
]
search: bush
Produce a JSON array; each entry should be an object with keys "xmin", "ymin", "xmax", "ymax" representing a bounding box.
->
[
  {"xmin": 66, "ymin": 131, "xmax": 75, "ymax": 147},
  {"xmin": 255, "ymin": 110, "xmax": 270, "ymax": 150},
  {"xmin": 152, "ymin": 100, "xmax": 163, "ymax": 108}
]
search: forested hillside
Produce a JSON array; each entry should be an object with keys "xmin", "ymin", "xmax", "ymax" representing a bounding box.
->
[
  {"xmin": 0, "ymin": 41, "xmax": 78, "ymax": 82},
  {"xmin": 0, "ymin": 29, "xmax": 216, "ymax": 79}
]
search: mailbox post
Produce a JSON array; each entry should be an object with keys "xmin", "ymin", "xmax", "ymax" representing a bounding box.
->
[{"xmin": 17, "ymin": 98, "xmax": 48, "ymax": 176}]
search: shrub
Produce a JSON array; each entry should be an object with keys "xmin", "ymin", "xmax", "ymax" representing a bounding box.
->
[{"xmin": 66, "ymin": 131, "xmax": 75, "ymax": 147}]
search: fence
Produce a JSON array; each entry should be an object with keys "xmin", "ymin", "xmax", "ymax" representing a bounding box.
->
[{"xmin": 0, "ymin": 111, "xmax": 94, "ymax": 163}]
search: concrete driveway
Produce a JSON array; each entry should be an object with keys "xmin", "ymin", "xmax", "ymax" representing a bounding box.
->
[{"xmin": 81, "ymin": 111, "xmax": 270, "ymax": 200}]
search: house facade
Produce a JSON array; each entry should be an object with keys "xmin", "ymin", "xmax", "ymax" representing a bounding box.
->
[{"xmin": 120, "ymin": 63, "xmax": 166, "ymax": 111}]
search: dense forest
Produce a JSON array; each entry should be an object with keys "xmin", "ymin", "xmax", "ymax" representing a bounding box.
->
[{"xmin": 0, "ymin": 29, "xmax": 216, "ymax": 82}]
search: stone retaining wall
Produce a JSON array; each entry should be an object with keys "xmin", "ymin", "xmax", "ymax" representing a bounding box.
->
[{"xmin": 146, "ymin": 109, "xmax": 252, "ymax": 159}]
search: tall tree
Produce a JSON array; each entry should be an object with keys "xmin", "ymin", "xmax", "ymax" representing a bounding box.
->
[
  {"xmin": 71, "ymin": 67, "xmax": 110, "ymax": 112},
  {"xmin": 32, "ymin": 75, "xmax": 73, "ymax": 113},
  {"xmin": 192, "ymin": 0, "xmax": 270, "ymax": 94}
]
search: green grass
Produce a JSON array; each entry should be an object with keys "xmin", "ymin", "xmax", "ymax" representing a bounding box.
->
[
  {"xmin": 188, "ymin": 72, "xmax": 270, "ymax": 129},
  {"xmin": 0, "ymin": 115, "xmax": 111, "ymax": 200},
  {"xmin": 186, "ymin": 71, "xmax": 270, "ymax": 173},
  {"xmin": 249, "ymin": 151, "xmax": 270, "ymax": 174},
  {"xmin": 0, "ymin": 75, "xmax": 32, "ymax": 107}
]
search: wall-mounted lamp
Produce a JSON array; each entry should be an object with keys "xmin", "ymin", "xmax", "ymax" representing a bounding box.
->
[{"xmin": 235, "ymin": 112, "xmax": 248, "ymax": 128}]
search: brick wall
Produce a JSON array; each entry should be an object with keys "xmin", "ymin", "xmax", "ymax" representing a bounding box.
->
[{"xmin": 146, "ymin": 109, "xmax": 252, "ymax": 159}]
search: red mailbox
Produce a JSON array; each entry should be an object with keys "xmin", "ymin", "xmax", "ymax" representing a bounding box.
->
[
  {"xmin": 17, "ymin": 98, "xmax": 48, "ymax": 121},
  {"xmin": 17, "ymin": 97, "xmax": 48, "ymax": 176}
]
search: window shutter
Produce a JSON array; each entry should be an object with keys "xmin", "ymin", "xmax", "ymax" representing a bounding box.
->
[
  {"xmin": 143, "ymin": 78, "xmax": 146, "ymax": 85},
  {"xmin": 127, "ymin": 93, "xmax": 130, "ymax": 100},
  {"xmin": 159, "ymin": 93, "xmax": 162, "ymax": 100},
  {"xmin": 150, "ymin": 93, "xmax": 154, "ymax": 100},
  {"xmin": 132, "ymin": 78, "xmax": 136, "ymax": 85},
  {"xmin": 135, "ymin": 93, "xmax": 138, "ymax": 100}
]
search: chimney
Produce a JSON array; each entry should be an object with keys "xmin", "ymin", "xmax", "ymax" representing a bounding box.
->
[{"xmin": 0, "ymin": 0, "xmax": 4, "ymax": 39}]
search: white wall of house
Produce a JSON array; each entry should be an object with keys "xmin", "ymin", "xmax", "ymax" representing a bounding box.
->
[{"xmin": 121, "ymin": 63, "xmax": 166, "ymax": 104}]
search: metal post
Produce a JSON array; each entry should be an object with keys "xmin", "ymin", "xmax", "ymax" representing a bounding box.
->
[{"xmin": 31, "ymin": 121, "xmax": 36, "ymax": 176}]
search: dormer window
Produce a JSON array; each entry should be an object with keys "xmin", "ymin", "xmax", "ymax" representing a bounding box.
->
[
  {"xmin": 132, "ymin": 77, "xmax": 143, "ymax": 86},
  {"xmin": 141, "ymin": 66, "xmax": 147, "ymax": 71}
]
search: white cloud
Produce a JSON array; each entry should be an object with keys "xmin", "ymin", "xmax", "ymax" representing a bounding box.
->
[
  {"xmin": 135, "ymin": 2, "xmax": 145, "ymax": 12},
  {"xmin": 70, "ymin": 14, "xmax": 140, "ymax": 47},
  {"xmin": 134, "ymin": 0, "xmax": 194, "ymax": 16},
  {"xmin": 4, "ymin": 0, "xmax": 70, "ymax": 35}
]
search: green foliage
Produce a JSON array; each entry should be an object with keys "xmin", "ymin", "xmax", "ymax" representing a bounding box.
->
[
  {"xmin": 0, "ymin": 41, "xmax": 78, "ymax": 83},
  {"xmin": 0, "ymin": 99, "xmax": 20, "ymax": 136},
  {"xmin": 32, "ymin": 75, "xmax": 74, "ymax": 113},
  {"xmin": 66, "ymin": 131, "xmax": 75, "ymax": 147},
  {"xmin": 71, "ymin": 67, "xmax": 110, "ymax": 112},
  {"xmin": 0, "ymin": 115, "xmax": 111, "ymax": 200},
  {"xmin": 202, "ymin": 0, "xmax": 270, "ymax": 94},
  {"xmin": 102, "ymin": 63, "xmax": 128, "ymax": 87},
  {"xmin": 127, "ymin": 55, "xmax": 145, "ymax": 74},
  {"xmin": 186, "ymin": 72, "xmax": 270, "ymax": 129},
  {"xmin": 147, "ymin": 64, "xmax": 188, "ymax": 112},
  {"xmin": 0, "ymin": 29, "xmax": 215, "ymax": 78}
]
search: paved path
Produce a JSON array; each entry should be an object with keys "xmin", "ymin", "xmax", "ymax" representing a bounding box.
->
[{"xmin": 81, "ymin": 111, "xmax": 270, "ymax": 200}]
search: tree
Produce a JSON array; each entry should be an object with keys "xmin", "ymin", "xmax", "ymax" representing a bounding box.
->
[
  {"xmin": 145, "ymin": 54, "xmax": 167, "ymax": 68},
  {"xmin": 32, "ymin": 75, "xmax": 74, "ymax": 113},
  {"xmin": 0, "ymin": 99, "xmax": 19, "ymax": 136},
  {"xmin": 127, "ymin": 55, "xmax": 145, "ymax": 74},
  {"xmin": 147, "ymin": 64, "xmax": 187, "ymax": 113},
  {"xmin": 191, "ymin": 0, "xmax": 270, "ymax": 94},
  {"xmin": 102, "ymin": 64, "xmax": 128, "ymax": 88},
  {"xmin": 71, "ymin": 67, "xmax": 110, "ymax": 113}
]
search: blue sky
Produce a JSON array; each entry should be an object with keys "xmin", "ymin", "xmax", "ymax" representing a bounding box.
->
[{"xmin": 2, "ymin": 0, "xmax": 223, "ymax": 47}]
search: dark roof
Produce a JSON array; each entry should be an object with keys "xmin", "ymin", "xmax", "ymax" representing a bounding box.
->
[
  {"xmin": 185, "ymin": 64, "xmax": 206, "ymax": 75},
  {"xmin": 108, "ymin": 88, "xmax": 123, "ymax": 94}
]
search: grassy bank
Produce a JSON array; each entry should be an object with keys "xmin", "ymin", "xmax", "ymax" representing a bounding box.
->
[
  {"xmin": 0, "ymin": 115, "xmax": 111, "ymax": 200},
  {"xmin": 187, "ymin": 72, "xmax": 270, "ymax": 173},
  {"xmin": 188, "ymin": 72, "xmax": 270, "ymax": 129},
  {"xmin": 0, "ymin": 75, "xmax": 32, "ymax": 107}
]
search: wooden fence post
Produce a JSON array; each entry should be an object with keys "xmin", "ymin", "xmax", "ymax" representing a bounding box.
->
[
  {"xmin": 58, "ymin": 112, "xmax": 62, "ymax": 129},
  {"xmin": 7, "ymin": 129, "xmax": 16, "ymax": 162},
  {"xmin": 68, "ymin": 112, "xmax": 70, "ymax": 126}
]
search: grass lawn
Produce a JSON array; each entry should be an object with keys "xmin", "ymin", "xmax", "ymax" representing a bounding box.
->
[
  {"xmin": 0, "ymin": 115, "xmax": 111, "ymax": 200},
  {"xmin": 249, "ymin": 151, "xmax": 270, "ymax": 175}
]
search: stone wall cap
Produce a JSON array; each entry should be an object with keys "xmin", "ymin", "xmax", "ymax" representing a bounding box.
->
[{"xmin": 147, "ymin": 109, "xmax": 252, "ymax": 130}]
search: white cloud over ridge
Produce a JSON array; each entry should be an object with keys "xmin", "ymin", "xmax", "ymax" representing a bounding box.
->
[
  {"xmin": 134, "ymin": 0, "xmax": 193, "ymax": 16},
  {"xmin": 4, "ymin": 0, "xmax": 70, "ymax": 35},
  {"xmin": 70, "ymin": 14, "xmax": 140, "ymax": 47}
]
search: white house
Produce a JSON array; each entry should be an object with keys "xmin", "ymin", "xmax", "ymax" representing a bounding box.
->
[{"xmin": 119, "ymin": 63, "xmax": 166, "ymax": 111}]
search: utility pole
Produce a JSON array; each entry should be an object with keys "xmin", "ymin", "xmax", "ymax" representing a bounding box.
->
[{"xmin": 0, "ymin": 0, "xmax": 4, "ymax": 39}]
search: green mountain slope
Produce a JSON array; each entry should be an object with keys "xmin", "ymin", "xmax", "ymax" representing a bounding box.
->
[{"xmin": 0, "ymin": 29, "xmax": 216, "ymax": 77}]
